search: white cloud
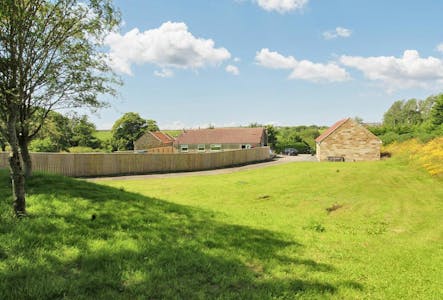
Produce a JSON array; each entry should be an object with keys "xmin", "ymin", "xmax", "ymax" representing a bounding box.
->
[
  {"xmin": 255, "ymin": 48, "xmax": 350, "ymax": 82},
  {"xmin": 233, "ymin": 57, "xmax": 241, "ymax": 62},
  {"xmin": 437, "ymin": 43, "xmax": 443, "ymax": 53},
  {"xmin": 225, "ymin": 65, "xmax": 240, "ymax": 75},
  {"xmin": 255, "ymin": 48, "xmax": 297, "ymax": 69},
  {"xmin": 340, "ymin": 50, "xmax": 443, "ymax": 91},
  {"xmin": 105, "ymin": 21, "xmax": 231, "ymax": 75},
  {"xmin": 255, "ymin": 0, "xmax": 308, "ymax": 13},
  {"xmin": 154, "ymin": 69, "xmax": 174, "ymax": 78},
  {"xmin": 323, "ymin": 27, "xmax": 352, "ymax": 40}
]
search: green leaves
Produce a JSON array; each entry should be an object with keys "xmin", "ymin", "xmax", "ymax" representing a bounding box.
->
[{"xmin": 111, "ymin": 112, "xmax": 149, "ymax": 151}]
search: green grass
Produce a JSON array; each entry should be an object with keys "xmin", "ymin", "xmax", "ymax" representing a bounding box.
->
[
  {"xmin": 93, "ymin": 130, "xmax": 112, "ymax": 142},
  {"xmin": 162, "ymin": 129, "xmax": 183, "ymax": 138},
  {"xmin": 0, "ymin": 158, "xmax": 442, "ymax": 299},
  {"xmin": 93, "ymin": 129, "xmax": 182, "ymax": 142}
]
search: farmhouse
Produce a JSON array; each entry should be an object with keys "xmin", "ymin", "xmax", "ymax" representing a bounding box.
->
[
  {"xmin": 134, "ymin": 131, "xmax": 175, "ymax": 152},
  {"xmin": 315, "ymin": 118, "xmax": 381, "ymax": 162},
  {"xmin": 174, "ymin": 127, "xmax": 268, "ymax": 152}
]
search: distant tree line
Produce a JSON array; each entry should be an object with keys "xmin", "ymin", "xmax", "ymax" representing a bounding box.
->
[
  {"xmin": 368, "ymin": 94, "xmax": 443, "ymax": 144},
  {"xmin": 249, "ymin": 123, "xmax": 324, "ymax": 154},
  {"xmin": 3, "ymin": 111, "xmax": 161, "ymax": 153},
  {"xmin": 28, "ymin": 112, "xmax": 102, "ymax": 152}
]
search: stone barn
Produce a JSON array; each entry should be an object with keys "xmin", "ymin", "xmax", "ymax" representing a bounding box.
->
[
  {"xmin": 134, "ymin": 131, "xmax": 175, "ymax": 152},
  {"xmin": 315, "ymin": 118, "xmax": 381, "ymax": 162}
]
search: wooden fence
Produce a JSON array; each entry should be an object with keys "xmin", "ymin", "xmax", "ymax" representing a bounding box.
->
[{"xmin": 0, "ymin": 147, "xmax": 270, "ymax": 177}]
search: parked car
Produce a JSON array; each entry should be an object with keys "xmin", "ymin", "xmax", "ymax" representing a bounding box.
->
[{"xmin": 283, "ymin": 148, "xmax": 298, "ymax": 156}]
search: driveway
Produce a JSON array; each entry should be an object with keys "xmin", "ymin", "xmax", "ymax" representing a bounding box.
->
[{"xmin": 89, "ymin": 154, "xmax": 317, "ymax": 181}]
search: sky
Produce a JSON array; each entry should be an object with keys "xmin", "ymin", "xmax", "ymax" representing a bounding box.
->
[{"xmin": 91, "ymin": 0, "xmax": 443, "ymax": 129}]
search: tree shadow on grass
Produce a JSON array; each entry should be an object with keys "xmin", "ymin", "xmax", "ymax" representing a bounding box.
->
[{"xmin": 0, "ymin": 171, "xmax": 363, "ymax": 299}]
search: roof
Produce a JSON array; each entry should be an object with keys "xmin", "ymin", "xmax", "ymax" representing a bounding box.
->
[
  {"xmin": 151, "ymin": 131, "xmax": 175, "ymax": 144},
  {"xmin": 315, "ymin": 118, "xmax": 350, "ymax": 143},
  {"xmin": 175, "ymin": 127, "xmax": 266, "ymax": 145}
]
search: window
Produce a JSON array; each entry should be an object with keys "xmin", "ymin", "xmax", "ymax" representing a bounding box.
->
[
  {"xmin": 180, "ymin": 144, "xmax": 188, "ymax": 152},
  {"xmin": 197, "ymin": 144, "xmax": 205, "ymax": 152},
  {"xmin": 210, "ymin": 144, "xmax": 222, "ymax": 151}
]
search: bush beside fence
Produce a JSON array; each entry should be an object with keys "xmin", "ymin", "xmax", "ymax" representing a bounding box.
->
[{"xmin": 0, "ymin": 147, "xmax": 270, "ymax": 177}]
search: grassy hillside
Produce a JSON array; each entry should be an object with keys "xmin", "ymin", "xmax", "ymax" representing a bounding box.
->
[
  {"xmin": 93, "ymin": 130, "xmax": 112, "ymax": 142},
  {"xmin": 0, "ymin": 157, "xmax": 442, "ymax": 299},
  {"xmin": 162, "ymin": 129, "xmax": 183, "ymax": 138},
  {"xmin": 93, "ymin": 129, "xmax": 183, "ymax": 142}
]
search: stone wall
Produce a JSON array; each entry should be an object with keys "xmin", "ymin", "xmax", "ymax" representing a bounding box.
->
[
  {"xmin": 134, "ymin": 133, "xmax": 170, "ymax": 150},
  {"xmin": 316, "ymin": 119, "xmax": 381, "ymax": 162}
]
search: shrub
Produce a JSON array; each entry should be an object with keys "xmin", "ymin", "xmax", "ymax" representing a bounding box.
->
[
  {"xmin": 29, "ymin": 138, "xmax": 59, "ymax": 152},
  {"xmin": 384, "ymin": 137, "xmax": 443, "ymax": 177}
]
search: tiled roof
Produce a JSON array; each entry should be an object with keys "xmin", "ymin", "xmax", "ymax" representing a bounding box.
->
[
  {"xmin": 315, "ymin": 118, "xmax": 350, "ymax": 143},
  {"xmin": 152, "ymin": 131, "xmax": 175, "ymax": 144},
  {"xmin": 175, "ymin": 128, "xmax": 265, "ymax": 145}
]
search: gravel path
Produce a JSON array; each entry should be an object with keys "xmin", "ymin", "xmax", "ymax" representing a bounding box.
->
[{"xmin": 88, "ymin": 154, "xmax": 317, "ymax": 181}]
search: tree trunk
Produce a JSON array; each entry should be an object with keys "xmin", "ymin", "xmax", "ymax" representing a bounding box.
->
[
  {"xmin": 9, "ymin": 150, "xmax": 26, "ymax": 216},
  {"xmin": 19, "ymin": 136, "xmax": 32, "ymax": 178},
  {"xmin": 7, "ymin": 117, "xmax": 26, "ymax": 217}
]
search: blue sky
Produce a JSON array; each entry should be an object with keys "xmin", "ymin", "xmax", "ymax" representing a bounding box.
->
[{"xmin": 92, "ymin": 0, "xmax": 443, "ymax": 129}]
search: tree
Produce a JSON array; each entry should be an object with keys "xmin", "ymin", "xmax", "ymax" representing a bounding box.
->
[
  {"xmin": 265, "ymin": 124, "xmax": 278, "ymax": 149},
  {"xmin": 0, "ymin": 133, "xmax": 6, "ymax": 151},
  {"xmin": 248, "ymin": 122, "xmax": 262, "ymax": 128},
  {"xmin": 418, "ymin": 95, "xmax": 437, "ymax": 121},
  {"xmin": 430, "ymin": 94, "xmax": 443, "ymax": 126},
  {"xmin": 0, "ymin": 121, "xmax": 6, "ymax": 151},
  {"xmin": 70, "ymin": 115, "xmax": 101, "ymax": 148},
  {"xmin": 146, "ymin": 119, "xmax": 159, "ymax": 132},
  {"xmin": 111, "ymin": 113, "xmax": 147, "ymax": 151},
  {"xmin": 32, "ymin": 111, "xmax": 74, "ymax": 152},
  {"xmin": 0, "ymin": 0, "xmax": 120, "ymax": 216},
  {"xmin": 383, "ymin": 100, "xmax": 405, "ymax": 128},
  {"xmin": 401, "ymin": 99, "xmax": 422, "ymax": 126},
  {"xmin": 353, "ymin": 116, "xmax": 364, "ymax": 124}
]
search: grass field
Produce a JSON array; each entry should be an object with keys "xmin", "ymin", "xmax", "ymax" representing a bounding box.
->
[
  {"xmin": 93, "ymin": 130, "xmax": 112, "ymax": 142},
  {"xmin": 0, "ymin": 157, "xmax": 442, "ymax": 299},
  {"xmin": 93, "ymin": 129, "xmax": 183, "ymax": 143},
  {"xmin": 162, "ymin": 129, "xmax": 183, "ymax": 138}
]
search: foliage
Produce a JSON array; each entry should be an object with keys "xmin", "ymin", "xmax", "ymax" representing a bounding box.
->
[
  {"xmin": 430, "ymin": 94, "xmax": 443, "ymax": 126},
  {"xmin": 0, "ymin": 0, "xmax": 120, "ymax": 148},
  {"xmin": 265, "ymin": 124, "xmax": 277, "ymax": 149},
  {"xmin": 248, "ymin": 122, "xmax": 262, "ymax": 128},
  {"xmin": 146, "ymin": 119, "xmax": 160, "ymax": 132},
  {"xmin": 383, "ymin": 99, "xmax": 423, "ymax": 127},
  {"xmin": 93, "ymin": 130, "xmax": 113, "ymax": 141},
  {"xmin": 1, "ymin": 157, "xmax": 442, "ymax": 299},
  {"xmin": 70, "ymin": 115, "xmax": 101, "ymax": 148},
  {"xmin": 0, "ymin": 133, "xmax": 6, "ymax": 151},
  {"xmin": 369, "ymin": 94, "xmax": 443, "ymax": 145},
  {"xmin": 274, "ymin": 126, "xmax": 322, "ymax": 153},
  {"xmin": 384, "ymin": 137, "xmax": 443, "ymax": 177},
  {"xmin": 29, "ymin": 137, "xmax": 59, "ymax": 152},
  {"xmin": 68, "ymin": 146, "xmax": 106, "ymax": 153},
  {"xmin": 31, "ymin": 112, "xmax": 102, "ymax": 152},
  {"xmin": 111, "ymin": 112, "xmax": 149, "ymax": 151},
  {"xmin": 0, "ymin": 0, "xmax": 120, "ymax": 215}
]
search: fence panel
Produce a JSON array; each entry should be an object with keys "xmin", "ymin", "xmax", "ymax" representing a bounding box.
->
[{"xmin": 0, "ymin": 147, "xmax": 270, "ymax": 177}]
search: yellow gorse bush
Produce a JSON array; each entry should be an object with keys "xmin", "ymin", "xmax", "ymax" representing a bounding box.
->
[
  {"xmin": 420, "ymin": 137, "xmax": 443, "ymax": 176},
  {"xmin": 384, "ymin": 137, "xmax": 443, "ymax": 177}
]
